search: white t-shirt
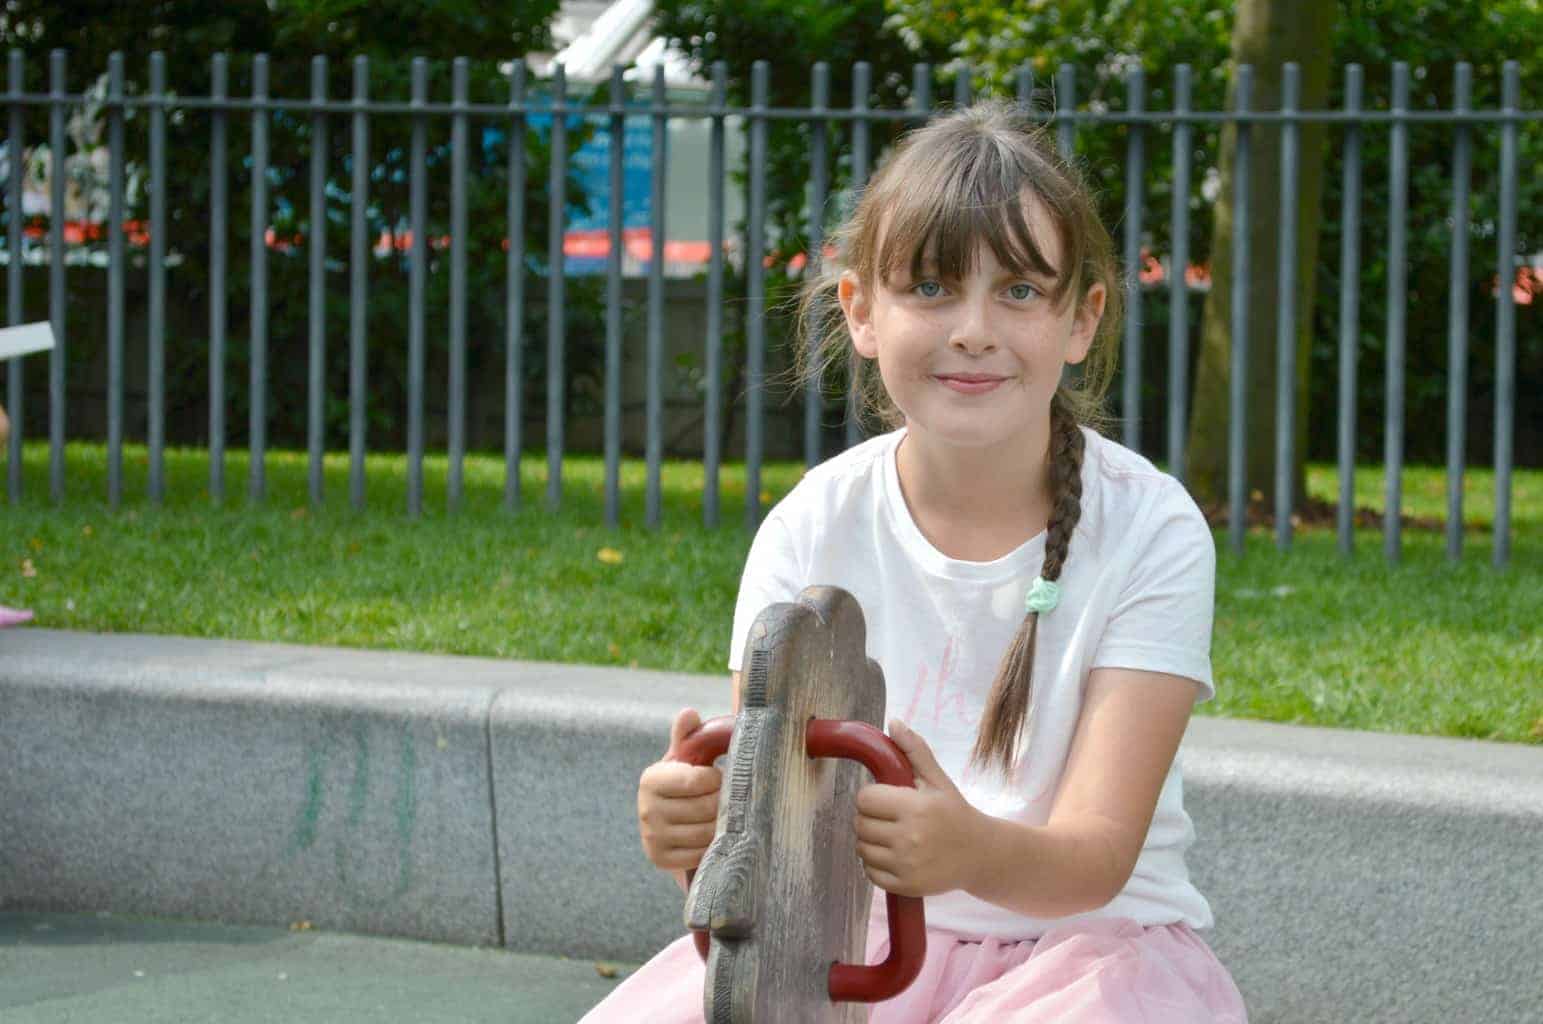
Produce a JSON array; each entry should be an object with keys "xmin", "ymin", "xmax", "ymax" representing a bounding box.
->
[{"xmin": 727, "ymin": 425, "xmax": 1217, "ymax": 939}]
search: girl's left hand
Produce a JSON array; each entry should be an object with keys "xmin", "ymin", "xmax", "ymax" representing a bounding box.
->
[{"xmin": 854, "ymin": 719, "xmax": 987, "ymax": 898}]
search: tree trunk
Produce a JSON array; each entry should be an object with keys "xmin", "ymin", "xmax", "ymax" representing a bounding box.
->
[{"xmin": 1186, "ymin": 0, "xmax": 1336, "ymax": 517}]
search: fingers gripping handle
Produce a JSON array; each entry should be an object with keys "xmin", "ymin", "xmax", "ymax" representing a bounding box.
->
[{"xmin": 677, "ymin": 715, "xmax": 927, "ymax": 1004}]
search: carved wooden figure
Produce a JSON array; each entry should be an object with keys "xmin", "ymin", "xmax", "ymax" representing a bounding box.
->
[{"xmin": 678, "ymin": 585, "xmax": 926, "ymax": 1023}]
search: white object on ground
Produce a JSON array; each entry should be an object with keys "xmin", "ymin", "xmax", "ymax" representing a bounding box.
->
[{"xmin": 0, "ymin": 321, "xmax": 55, "ymax": 360}]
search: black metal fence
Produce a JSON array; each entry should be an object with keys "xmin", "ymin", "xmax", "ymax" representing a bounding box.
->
[{"xmin": 0, "ymin": 51, "xmax": 1535, "ymax": 567}]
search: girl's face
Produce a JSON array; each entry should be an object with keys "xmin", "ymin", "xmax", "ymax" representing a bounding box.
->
[{"xmin": 838, "ymin": 198, "xmax": 1106, "ymax": 457}]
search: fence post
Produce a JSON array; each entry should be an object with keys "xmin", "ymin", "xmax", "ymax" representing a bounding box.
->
[
  {"xmin": 1335, "ymin": 65, "xmax": 1363, "ymax": 557},
  {"xmin": 1274, "ymin": 63, "xmax": 1300, "ymax": 551},
  {"xmin": 107, "ymin": 51, "xmax": 124, "ymax": 510},
  {"xmin": 407, "ymin": 56, "xmax": 427, "ymax": 518},
  {"xmin": 209, "ymin": 53, "xmax": 228, "ymax": 504},
  {"xmin": 804, "ymin": 61, "xmax": 830, "ymax": 471},
  {"xmin": 954, "ymin": 62, "xmax": 972, "ymax": 107},
  {"xmin": 308, "ymin": 54, "xmax": 328, "ymax": 508},
  {"xmin": 349, "ymin": 56, "xmax": 370, "ymax": 511},
  {"xmin": 1383, "ymin": 62, "xmax": 1409, "ymax": 563},
  {"xmin": 148, "ymin": 52, "xmax": 167, "ymax": 504},
  {"xmin": 1492, "ymin": 60, "xmax": 1519, "ymax": 570},
  {"xmin": 6, "ymin": 50, "xmax": 24, "ymax": 501},
  {"xmin": 703, "ymin": 62, "xmax": 725, "ymax": 529},
  {"xmin": 249, "ymin": 53, "xmax": 270, "ymax": 504},
  {"xmin": 912, "ymin": 62, "xmax": 932, "ymax": 115},
  {"xmin": 745, "ymin": 60, "xmax": 769, "ymax": 531},
  {"xmin": 505, "ymin": 60, "xmax": 527, "ymax": 513},
  {"xmin": 1167, "ymin": 64, "xmax": 1192, "ymax": 485},
  {"xmin": 604, "ymin": 64, "xmax": 624, "ymax": 529},
  {"xmin": 546, "ymin": 63, "xmax": 568, "ymax": 510},
  {"xmin": 1122, "ymin": 65, "xmax": 1144, "ymax": 453},
  {"xmin": 1056, "ymin": 64, "xmax": 1075, "ymax": 159},
  {"xmin": 48, "ymin": 49, "xmax": 65, "ymax": 501},
  {"xmin": 1445, "ymin": 63, "xmax": 1473, "ymax": 562},
  {"xmin": 844, "ymin": 61, "xmax": 871, "ymax": 451},
  {"xmin": 646, "ymin": 64, "xmax": 667, "ymax": 530},
  {"xmin": 1227, "ymin": 64, "xmax": 1252, "ymax": 556},
  {"xmin": 449, "ymin": 56, "xmax": 468, "ymax": 512}
]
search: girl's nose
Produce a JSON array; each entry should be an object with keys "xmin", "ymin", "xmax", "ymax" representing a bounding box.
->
[{"xmin": 947, "ymin": 303, "xmax": 997, "ymax": 354}]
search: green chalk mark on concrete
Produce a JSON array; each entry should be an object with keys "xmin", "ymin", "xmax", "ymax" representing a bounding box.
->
[
  {"xmin": 346, "ymin": 721, "xmax": 370, "ymax": 828},
  {"xmin": 290, "ymin": 744, "xmax": 326, "ymax": 852},
  {"xmin": 394, "ymin": 729, "xmax": 417, "ymax": 898}
]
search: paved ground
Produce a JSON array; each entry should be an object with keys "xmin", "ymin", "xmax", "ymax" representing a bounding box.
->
[{"xmin": 0, "ymin": 911, "xmax": 640, "ymax": 1023}]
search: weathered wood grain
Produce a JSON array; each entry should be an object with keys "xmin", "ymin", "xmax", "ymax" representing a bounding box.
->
[{"xmin": 685, "ymin": 586, "xmax": 887, "ymax": 1023}]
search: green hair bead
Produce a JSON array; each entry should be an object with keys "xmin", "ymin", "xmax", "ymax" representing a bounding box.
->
[{"xmin": 1024, "ymin": 577, "xmax": 1061, "ymax": 615}]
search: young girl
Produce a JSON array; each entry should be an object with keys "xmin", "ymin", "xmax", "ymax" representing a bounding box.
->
[{"xmin": 583, "ymin": 100, "xmax": 1247, "ymax": 1023}]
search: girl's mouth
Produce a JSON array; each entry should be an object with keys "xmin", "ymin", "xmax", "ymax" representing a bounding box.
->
[{"xmin": 935, "ymin": 374, "xmax": 1007, "ymax": 395}]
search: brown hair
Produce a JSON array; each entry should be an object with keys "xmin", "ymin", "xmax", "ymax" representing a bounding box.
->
[{"xmin": 792, "ymin": 100, "xmax": 1124, "ymax": 780}]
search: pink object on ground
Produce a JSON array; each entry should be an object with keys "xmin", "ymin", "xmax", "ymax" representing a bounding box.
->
[
  {"xmin": 580, "ymin": 908, "xmax": 1247, "ymax": 1023},
  {"xmin": 0, "ymin": 605, "xmax": 34, "ymax": 627}
]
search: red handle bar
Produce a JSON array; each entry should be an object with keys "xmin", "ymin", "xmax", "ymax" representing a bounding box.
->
[{"xmin": 676, "ymin": 715, "xmax": 926, "ymax": 1003}]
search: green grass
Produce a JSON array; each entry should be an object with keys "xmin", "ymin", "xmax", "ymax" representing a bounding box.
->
[{"xmin": 1, "ymin": 441, "xmax": 1538, "ymax": 745}]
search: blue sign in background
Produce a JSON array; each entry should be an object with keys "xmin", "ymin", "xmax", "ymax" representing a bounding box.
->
[{"xmin": 527, "ymin": 107, "xmax": 656, "ymax": 274}]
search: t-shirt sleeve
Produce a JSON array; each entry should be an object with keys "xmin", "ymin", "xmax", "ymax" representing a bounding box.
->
[
  {"xmin": 727, "ymin": 509, "xmax": 806, "ymax": 673},
  {"xmin": 1090, "ymin": 485, "xmax": 1217, "ymax": 701}
]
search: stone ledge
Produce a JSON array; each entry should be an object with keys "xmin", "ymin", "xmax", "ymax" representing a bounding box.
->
[{"xmin": 2, "ymin": 628, "xmax": 1539, "ymax": 1024}]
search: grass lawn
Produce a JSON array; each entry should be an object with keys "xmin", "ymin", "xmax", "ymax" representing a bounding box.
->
[{"xmin": 1, "ymin": 441, "xmax": 1538, "ymax": 745}]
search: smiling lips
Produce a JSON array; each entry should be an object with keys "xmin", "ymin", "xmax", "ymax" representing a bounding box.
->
[{"xmin": 934, "ymin": 372, "xmax": 1008, "ymax": 394}]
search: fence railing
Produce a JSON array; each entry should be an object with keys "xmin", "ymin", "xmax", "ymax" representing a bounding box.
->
[{"xmin": 0, "ymin": 51, "xmax": 1535, "ymax": 568}]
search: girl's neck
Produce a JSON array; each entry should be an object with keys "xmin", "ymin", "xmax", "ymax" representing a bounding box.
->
[{"xmin": 895, "ymin": 423, "xmax": 1056, "ymax": 562}]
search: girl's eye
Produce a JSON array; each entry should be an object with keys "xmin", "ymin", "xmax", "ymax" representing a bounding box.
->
[
  {"xmin": 1007, "ymin": 283, "xmax": 1040, "ymax": 301},
  {"xmin": 912, "ymin": 280, "xmax": 944, "ymax": 298}
]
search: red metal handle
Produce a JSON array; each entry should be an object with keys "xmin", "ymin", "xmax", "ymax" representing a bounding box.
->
[
  {"xmin": 805, "ymin": 719, "xmax": 927, "ymax": 1003},
  {"xmin": 675, "ymin": 715, "xmax": 926, "ymax": 1004}
]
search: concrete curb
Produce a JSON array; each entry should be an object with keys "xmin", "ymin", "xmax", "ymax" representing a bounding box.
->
[{"xmin": 2, "ymin": 628, "xmax": 1540, "ymax": 1023}]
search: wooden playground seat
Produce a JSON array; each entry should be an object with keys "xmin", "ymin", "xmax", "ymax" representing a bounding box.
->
[{"xmin": 678, "ymin": 586, "xmax": 926, "ymax": 1022}]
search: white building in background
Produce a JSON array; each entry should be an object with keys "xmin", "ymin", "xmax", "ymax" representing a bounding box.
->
[
  {"xmin": 527, "ymin": 0, "xmax": 746, "ymax": 278},
  {"xmin": 534, "ymin": 0, "xmax": 701, "ymax": 89}
]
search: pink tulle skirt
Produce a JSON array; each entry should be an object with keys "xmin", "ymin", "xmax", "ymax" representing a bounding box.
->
[
  {"xmin": 580, "ymin": 911, "xmax": 1247, "ymax": 1023},
  {"xmin": 0, "ymin": 605, "xmax": 32, "ymax": 627}
]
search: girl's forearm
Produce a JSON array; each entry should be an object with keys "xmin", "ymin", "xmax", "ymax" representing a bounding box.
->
[{"xmin": 960, "ymin": 811, "xmax": 1128, "ymax": 919}]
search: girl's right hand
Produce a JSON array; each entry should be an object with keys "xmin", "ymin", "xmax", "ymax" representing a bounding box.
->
[{"xmin": 637, "ymin": 707, "xmax": 723, "ymax": 874}]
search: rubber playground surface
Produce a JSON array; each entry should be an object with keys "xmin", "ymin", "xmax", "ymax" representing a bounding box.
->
[{"xmin": 1, "ymin": 911, "xmax": 639, "ymax": 1023}]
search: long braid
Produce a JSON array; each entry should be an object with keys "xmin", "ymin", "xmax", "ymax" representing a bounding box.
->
[
  {"xmin": 1041, "ymin": 401, "xmax": 1086, "ymax": 580},
  {"xmin": 969, "ymin": 398, "xmax": 1087, "ymax": 780}
]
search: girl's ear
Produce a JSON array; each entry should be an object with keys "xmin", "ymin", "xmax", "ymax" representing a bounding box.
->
[
  {"xmin": 1064, "ymin": 281, "xmax": 1107, "ymax": 366},
  {"xmin": 838, "ymin": 271, "xmax": 878, "ymax": 360}
]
